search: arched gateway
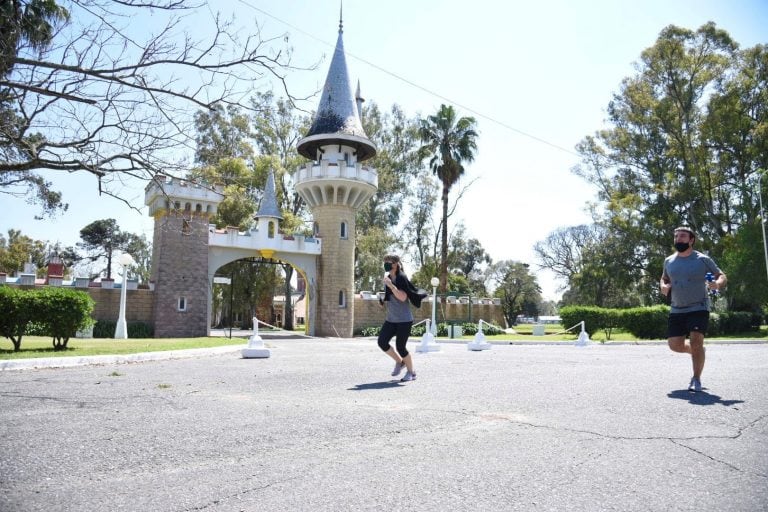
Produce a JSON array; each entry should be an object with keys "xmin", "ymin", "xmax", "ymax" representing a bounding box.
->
[{"xmin": 144, "ymin": 19, "xmax": 377, "ymax": 338}]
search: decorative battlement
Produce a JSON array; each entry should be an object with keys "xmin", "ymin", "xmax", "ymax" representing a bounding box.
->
[
  {"xmin": 145, "ymin": 174, "xmax": 224, "ymax": 217},
  {"xmin": 208, "ymin": 225, "xmax": 322, "ymax": 256},
  {"xmin": 294, "ymin": 146, "xmax": 377, "ymax": 209}
]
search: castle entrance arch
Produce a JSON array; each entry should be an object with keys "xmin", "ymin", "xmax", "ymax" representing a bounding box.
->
[{"xmin": 207, "ymin": 231, "xmax": 320, "ymax": 336}]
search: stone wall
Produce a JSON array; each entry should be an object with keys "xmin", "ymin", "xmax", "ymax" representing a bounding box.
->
[
  {"xmin": 353, "ymin": 297, "xmax": 506, "ymax": 332},
  {"xmin": 87, "ymin": 288, "xmax": 155, "ymax": 324},
  {"xmin": 313, "ymin": 205, "xmax": 356, "ymax": 337},
  {"xmin": 151, "ymin": 211, "xmax": 211, "ymax": 337}
]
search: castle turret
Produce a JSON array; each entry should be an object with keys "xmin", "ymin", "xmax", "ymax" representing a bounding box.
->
[
  {"xmin": 145, "ymin": 175, "xmax": 223, "ymax": 337},
  {"xmin": 254, "ymin": 169, "xmax": 283, "ymax": 259},
  {"xmin": 294, "ymin": 18, "xmax": 377, "ymax": 337}
]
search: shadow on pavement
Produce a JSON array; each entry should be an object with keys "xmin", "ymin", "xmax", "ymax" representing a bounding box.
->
[
  {"xmin": 348, "ymin": 381, "xmax": 404, "ymax": 391},
  {"xmin": 667, "ymin": 389, "xmax": 745, "ymax": 407}
]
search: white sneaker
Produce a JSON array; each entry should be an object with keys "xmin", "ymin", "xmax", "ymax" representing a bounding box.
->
[
  {"xmin": 400, "ymin": 371, "xmax": 416, "ymax": 382},
  {"xmin": 391, "ymin": 362, "xmax": 404, "ymax": 377}
]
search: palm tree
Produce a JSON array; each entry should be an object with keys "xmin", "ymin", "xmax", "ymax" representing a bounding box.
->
[{"xmin": 418, "ymin": 104, "xmax": 478, "ymax": 292}]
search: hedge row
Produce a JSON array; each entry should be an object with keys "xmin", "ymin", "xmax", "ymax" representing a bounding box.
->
[
  {"xmin": 91, "ymin": 320, "xmax": 154, "ymax": 338},
  {"xmin": 357, "ymin": 321, "xmax": 504, "ymax": 338},
  {"xmin": 0, "ymin": 286, "xmax": 95, "ymax": 351},
  {"xmin": 560, "ymin": 305, "xmax": 763, "ymax": 340}
]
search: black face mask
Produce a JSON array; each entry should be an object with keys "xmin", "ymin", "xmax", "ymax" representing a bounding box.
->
[
  {"xmin": 384, "ymin": 262, "xmax": 393, "ymax": 272},
  {"xmin": 674, "ymin": 242, "xmax": 690, "ymax": 253}
]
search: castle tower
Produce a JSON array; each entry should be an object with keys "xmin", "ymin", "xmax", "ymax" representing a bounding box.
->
[
  {"xmin": 254, "ymin": 170, "xmax": 283, "ymax": 260},
  {"xmin": 145, "ymin": 176, "xmax": 223, "ymax": 337},
  {"xmin": 294, "ymin": 18, "xmax": 377, "ymax": 337}
]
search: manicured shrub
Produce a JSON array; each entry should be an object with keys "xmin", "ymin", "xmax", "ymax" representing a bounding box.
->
[
  {"xmin": 92, "ymin": 320, "xmax": 155, "ymax": 338},
  {"xmin": 621, "ymin": 306, "xmax": 669, "ymax": 340},
  {"xmin": 559, "ymin": 306, "xmax": 620, "ymax": 339},
  {"xmin": 33, "ymin": 288, "xmax": 95, "ymax": 350},
  {"xmin": 0, "ymin": 287, "xmax": 33, "ymax": 351},
  {"xmin": 717, "ymin": 311, "xmax": 756, "ymax": 334},
  {"xmin": 0, "ymin": 287, "xmax": 93, "ymax": 351}
]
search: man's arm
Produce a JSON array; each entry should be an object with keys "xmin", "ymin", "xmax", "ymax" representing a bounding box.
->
[{"xmin": 660, "ymin": 275, "xmax": 672, "ymax": 296}]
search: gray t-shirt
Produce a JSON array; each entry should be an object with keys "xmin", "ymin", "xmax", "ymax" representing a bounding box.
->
[
  {"xmin": 662, "ymin": 250, "xmax": 722, "ymax": 313},
  {"xmin": 384, "ymin": 273, "xmax": 414, "ymax": 323}
]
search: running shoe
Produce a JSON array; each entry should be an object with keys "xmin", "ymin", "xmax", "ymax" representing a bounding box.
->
[
  {"xmin": 391, "ymin": 361, "xmax": 404, "ymax": 377},
  {"xmin": 688, "ymin": 378, "xmax": 702, "ymax": 392},
  {"xmin": 400, "ymin": 371, "xmax": 416, "ymax": 382}
]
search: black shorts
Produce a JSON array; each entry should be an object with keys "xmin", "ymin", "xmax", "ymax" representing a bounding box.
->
[{"xmin": 667, "ymin": 311, "xmax": 710, "ymax": 338}]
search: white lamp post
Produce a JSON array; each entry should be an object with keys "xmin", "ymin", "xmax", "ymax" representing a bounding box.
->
[
  {"xmin": 114, "ymin": 252, "xmax": 135, "ymax": 339},
  {"xmin": 758, "ymin": 170, "xmax": 768, "ymax": 284},
  {"xmin": 430, "ymin": 277, "xmax": 439, "ymax": 336}
]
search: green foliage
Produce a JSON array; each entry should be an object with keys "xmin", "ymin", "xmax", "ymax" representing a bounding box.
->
[
  {"xmin": 564, "ymin": 23, "xmax": 767, "ymax": 311},
  {"xmin": 418, "ymin": 103, "xmax": 479, "ymax": 292},
  {"xmin": 716, "ymin": 311, "xmax": 761, "ymax": 335},
  {"xmin": 0, "ymin": 287, "xmax": 93, "ymax": 350},
  {"xmin": 92, "ymin": 320, "xmax": 155, "ymax": 339},
  {"xmin": 488, "ymin": 261, "xmax": 542, "ymax": 326},
  {"xmin": 78, "ymin": 219, "xmax": 131, "ymax": 280},
  {"xmin": 33, "ymin": 287, "xmax": 94, "ymax": 350},
  {"xmin": 0, "ymin": 286, "xmax": 33, "ymax": 350},
  {"xmin": 559, "ymin": 306, "xmax": 620, "ymax": 339},
  {"xmin": 621, "ymin": 306, "xmax": 670, "ymax": 340},
  {"xmin": 0, "ymin": 229, "xmax": 47, "ymax": 275}
]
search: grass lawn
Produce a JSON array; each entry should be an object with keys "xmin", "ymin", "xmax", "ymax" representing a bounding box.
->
[
  {"xmin": 1, "ymin": 325, "xmax": 765, "ymax": 360},
  {"xmin": 0, "ymin": 336, "xmax": 244, "ymax": 360}
]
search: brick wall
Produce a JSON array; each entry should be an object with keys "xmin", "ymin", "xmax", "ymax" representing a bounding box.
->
[{"xmin": 87, "ymin": 288, "xmax": 155, "ymax": 323}]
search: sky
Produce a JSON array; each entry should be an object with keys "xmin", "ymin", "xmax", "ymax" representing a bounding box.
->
[{"xmin": 2, "ymin": 0, "xmax": 768, "ymax": 299}]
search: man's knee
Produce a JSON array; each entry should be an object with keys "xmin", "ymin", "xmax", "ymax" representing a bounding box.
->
[
  {"xmin": 668, "ymin": 336, "xmax": 687, "ymax": 352},
  {"xmin": 689, "ymin": 331, "xmax": 705, "ymax": 348}
]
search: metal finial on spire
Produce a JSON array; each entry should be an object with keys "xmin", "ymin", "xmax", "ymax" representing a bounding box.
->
[{"xmin": 339, "ymin": 2, "xmax": 343, "ymax": 33}]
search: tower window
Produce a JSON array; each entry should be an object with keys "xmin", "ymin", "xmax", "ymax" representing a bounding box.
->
[
  {"xmin": 338, "ymin": 290, "xmax": 346, "ymax": 308},
  {"xmin": 268, "ymin": 221, "xmax": 275, "ymax": 238},
  {"xmin": 178, "ymin": 296, "xmax": 187, "ymax": 311},
  {"xmin": 340, "ymin": 221, "xmax": 348, "ymax": 239}
]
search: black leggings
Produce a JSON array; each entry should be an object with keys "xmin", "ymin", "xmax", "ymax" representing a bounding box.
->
[{"xmin": 377, "ymin": 321, "xmax": 413, "ymax": 358}]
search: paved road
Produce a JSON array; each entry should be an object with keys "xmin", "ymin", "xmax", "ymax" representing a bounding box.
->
[{"xmin": 1, "ymin": 339, "xmax": 767, "ymax": 511}]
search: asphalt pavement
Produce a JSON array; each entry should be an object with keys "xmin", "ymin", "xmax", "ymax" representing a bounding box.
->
[{"xmin": 1, "ymin": 338, "xmax": 767, "ymax": 511}]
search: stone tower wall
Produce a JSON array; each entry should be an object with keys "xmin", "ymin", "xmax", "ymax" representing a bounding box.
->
[
  {"xmin": 151, "ymin": 210, "xmax": 210, "ymax": 337},
  {"xmin": 313, "ymin": 204, "xmax": 356, "ymax": 337}
]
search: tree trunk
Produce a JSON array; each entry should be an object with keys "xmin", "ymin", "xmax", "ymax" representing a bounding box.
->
[
  {"xmin": 282, "ymin": 264, "xmax": 294, "ymax": 330},
  {"xmin": 440, "ymin": 183, "xmax": 449, "ymax": 293}
]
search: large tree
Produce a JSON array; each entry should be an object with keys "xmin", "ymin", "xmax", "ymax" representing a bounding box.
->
[
  {"xmin": 534, "ymin": 224, "xmax": 647, "ymax": 307},
  {"xmin": 77, "ymin": 218, "xmax": 130, "ymax": 279},
  {"xmin": 1, "ymin": 0, "xmax": 299, "ymax": 217},
  {"xmin": 356, "ymin": 102, "xmax": 422, "ymax": 292},
  {"xmin": 572, "ymin": 23, "xmax": 767, "ymax": 310},
  {"xmin": 487, "ymin": 261, "xmax": 542, "ymax": 326},
  {"xmin": 418, "ymin": 104, "xmax": 478, "ymax": 293},
  {"xmin": 0, "ymin": 229, "xmax": 46, "ymax": 274}
]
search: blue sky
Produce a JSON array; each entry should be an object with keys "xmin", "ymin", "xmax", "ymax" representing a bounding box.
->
[{"xmin": 2, "ymin": 0, "xmax": 767, "ymax": 299}]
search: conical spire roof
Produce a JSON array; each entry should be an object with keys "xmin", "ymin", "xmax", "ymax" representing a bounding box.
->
[
  {"xmin": 297, "ymin": 21, "xmax": 376, "ymax": 162},
  {"xmin": 256, "ymin": 170, "xmax": 282, "ymax": 219}
]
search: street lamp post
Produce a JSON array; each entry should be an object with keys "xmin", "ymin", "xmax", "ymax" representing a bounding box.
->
[
  {"xmin": 759, "ymin": 170, "xmax": 768, "ymax": 284},
  {"xmin": 430, "ymin": 277, "xmax": 439, "ymax": 336},
  {"xmin": 114, "ymin": 253, "xmax": 135, "ymax": 339}
]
